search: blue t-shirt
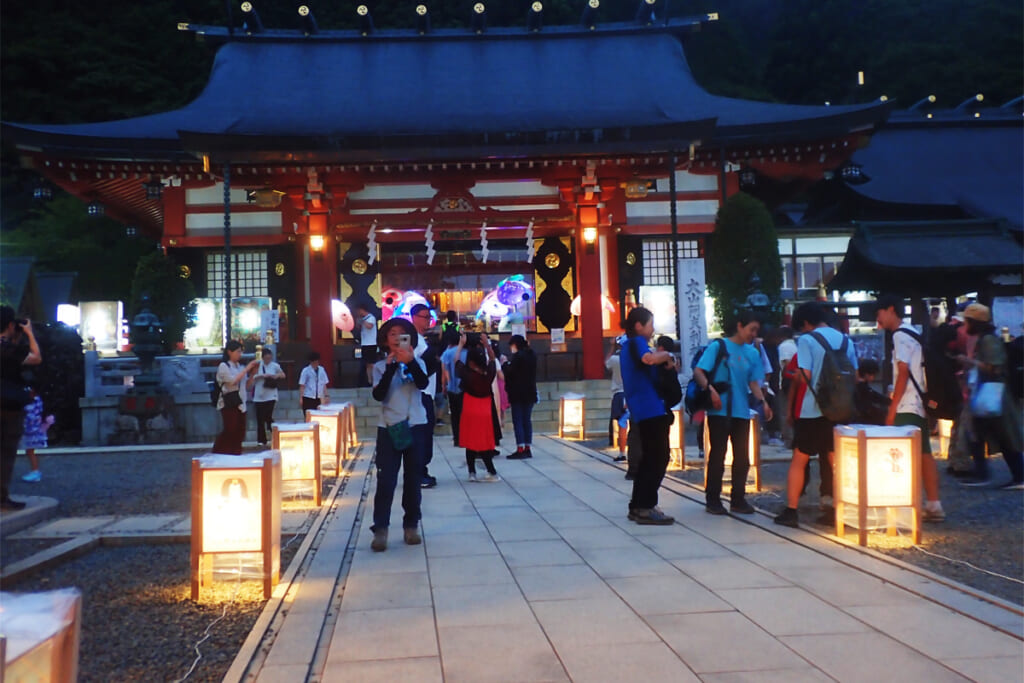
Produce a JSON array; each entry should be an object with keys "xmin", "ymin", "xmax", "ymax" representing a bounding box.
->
[
  {"xmin": 797, "ymin": 326, "xmax": 859, "ymax": 419},
  {"xmin": 619, "ymin": 337, "xmax": 664, "ymax": 421},
  {"xmin": 697, "ymin": 338, "xmax": 763, "ymax": 418},
  {"xmin": 440, "ymin": 347, "xmax": 467, "ymax": 393}
]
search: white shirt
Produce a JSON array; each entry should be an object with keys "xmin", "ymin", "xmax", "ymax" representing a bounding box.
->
[
  {"xmin": 605, "ymin": 354, "xmax": 623, "ymax": 394},
  {"xmin": 414, "ymin": 335, "xmax": 437, "ymax": 397},
  {"xmin": 892, "ymin": 323, "xmax": 926, "ymax": 417},
  {"xmin": 358, "ymin": 313, "xmax": 377, "ymax": 347},
  {"xmin": 216, "ymin": 361, "xmax": 248, "ymax": 413},
  {"xmin": 253, "ymin": 360, "xmax": 283, "ymax": 403},
  {"xmin": 778, "ymin": 338, "xmax": 798, "ymax": 366},
  {"xmin": 797, "ymin": 326, "xmax": 859, "ymax": 419},
  {"xmin": 298, "ymin": 364, "xmax": 329, "ymax": 400}
]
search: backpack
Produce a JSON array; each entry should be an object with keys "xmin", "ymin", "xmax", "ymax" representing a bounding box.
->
[
  {"xmin": 628, "ymin": 338, "xmax": 682, "ymax": 413},
  {"xmin": 208, "ymin": 379, "xmax": 221, "ymax": 407},
  {"xmin": 684, "ymin": 339, "xmax": 727, "ymax": 415},
  {"xmin": 893, "ymin": 328, "xmax": 963, "ymax": 420},
  {"xmin": 802, "ymin": 330, "xmax": 857, "ymax": 423}
]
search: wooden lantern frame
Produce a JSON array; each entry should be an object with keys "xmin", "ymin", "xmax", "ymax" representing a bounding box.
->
[
  {"xmin": 306, "ymin": 407, "xmax": 344, "ymax": 474},
  {"xmin": 273, "ymin": 423, "xmax": 322, "ymax": 506},
  {"xmin": 833, "ymin": 425, "xmax": 922, "ymax": 547},
  {"xmin": 190, "ymin": 451, "xmax": 282, "ymax": 600},
  {"xmin": 668, "ymin": 406, "xmax": 685, "ymax": 470},
  {"xmin": 702, "ymin": 410, "xmax": 761, "ymax": 491},
  {"xmin": 559, "ymin": 395, "xmax": 586, "ymax": 439}
]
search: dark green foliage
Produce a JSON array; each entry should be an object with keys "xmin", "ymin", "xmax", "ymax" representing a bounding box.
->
[
  {"xmin": 129, "ymin": 252, "xmax": 197, "ymax": 353},
  {"xmin": 705, "ymin": 193, "xmax": 782, "ymax": 329}
]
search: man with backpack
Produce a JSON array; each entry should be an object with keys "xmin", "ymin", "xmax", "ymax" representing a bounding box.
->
[
  {"xmin": 774, "ymin": 302, "xmax": 858, "ymax": 528},
  {"xmin": 874, "ymin": 294, "xmax": 946, "ymax": 521}
]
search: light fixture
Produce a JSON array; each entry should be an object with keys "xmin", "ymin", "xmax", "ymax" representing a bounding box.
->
[
  {"xmin": 581, "ymin": 0, "xmax": 599, "ymax": 29},
  {"xmin": 246, "ymin": 188, "xmax": 285, "ymax": 208},
  {"xmin": 559, "ymin": 394, "xmax": 586, "ymax": 440},
  {"xmin": 702, "ymin": 409, "xmax": 761, "ymax": 492},
  {"xmin": 240, "ymin": 1, "xmax": 264, "ymax": 34},
  {"xmin": 191, "ymin": 451, "xmax": 282, "ymax": 600},
  {"xmin": 86, "ymin": 201, "xmax": 104, "ymax": 217},
  {"xmin": 527, "ymin": 1, "xmax": 543, "ymax": 32},
  {"xmin": 306, "ymin": 405, "xmax": 347, "ymax": 474},
  {"xmin": 273, "ymin": 423, "xmax": 322, "ymax": 506},
  {"xmin": 32, "ymin": 180, "xmax": 52, "ymax": 201},
  {"xmin": 954, "ymin": 93, "xmax": 984, "ymax": 112},
  {"xmin": 739, "ymin": 168, "xmax": 757, "ymax": 189},
  {"xmin": 857, "ymin": 70, "xmax": 865, "ymax": 86},
  {"xmin": 582, "ymin": 226, "xmax": 598, "ymax": 245},
  {"xmin": 143, "ymin": 178, "xmax": 163, "ymax": 200},
  {"xmin": 309, "ymin": 234, "xmax": 325, "ymax": 252},
  {"xmin": 298, "ymin": 5, "xmax": 318, "ymax": 35},
  {"xmin": 415, "ymin": 4, "xmax": 430, "ymax": 34},
  {"xmin": 840, "ymin": 162, "xmax": 869, "ymax": 185},
  {"xmin": 357, "ymin": 5, "xmax": 374, "ymax": 35},
  {"xmin": 909, "ymin": 94, "xmax": 937, "ymax": 111},
  {"xmin": 471, "ymin": 3, "xmax": 487, "ymax": 33},
  {"xmin": 833, "ymin": 425, "xmax": 922, "ymax": 546},
  {"xmin": 635, "ymin": 0, "xmax": 657, "ymax": 25}
]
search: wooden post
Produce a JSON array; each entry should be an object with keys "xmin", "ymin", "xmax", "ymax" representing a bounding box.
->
[
  {"xmin": 190, "ymin": 459, "xmax": 201, "ymax": 600},
  {"xmin": 857, "ymin": 429, "xmax": 868, "ymax": 547}
]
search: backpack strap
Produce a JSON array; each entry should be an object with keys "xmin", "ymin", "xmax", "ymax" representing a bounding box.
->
[
  {"xmin": 706, "ymin": 338, "xmax": 729, "ymax": 388},
  {"xmin": 893, "ymin": 328, "xmax": 927, "ymax": 400},
  {"xmin": 800, "ymin": 329, "xmax": 842, "ymax": 405}
]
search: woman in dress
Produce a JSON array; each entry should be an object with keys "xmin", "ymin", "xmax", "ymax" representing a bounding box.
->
[
  {"xmin": 457, "ymin": 333, "xmax": 502, "ymax": 482},
  {"xmin": 213, "ymin": 340, "xmax": 259, "ymax": 454}
]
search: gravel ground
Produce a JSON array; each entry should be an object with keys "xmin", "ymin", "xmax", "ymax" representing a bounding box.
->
[
  {"xmin": 3, "ymin": 450, "xmax": 330, "ymax": 682},
  {"xmin": 584, "ymin": 433, "xmax": 1024, "ymax": 607}
]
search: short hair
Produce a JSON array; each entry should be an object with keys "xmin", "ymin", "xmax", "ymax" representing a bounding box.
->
[
  {"xmin": 466, "ymin": 345, "xmax": 487, "ymax": 368},
  {"xmin": 792, "ymin": 301, "xmax": 826, "ymax": 329},
  {"xmin": 874, "ymin": 293, "xmax": 904, "ymax": 317},
  {"xmin": 509, "ymin": 334, "xmax": 528, "ymax": 350},
  {"xmin": 723, "ymin": 308, "xmax": 759, "ymax": 335},
  {"xmin": 261, "ymin": 348, "xmax": 273, "ymax": 358},
  {"xmin": 410, "ymin": 303, "xmax": 430, "ymax": 317},
  {"xmin": 655, "ymin": 335, "xmax": 676, "ymax": 352},
  {"xmin": 308, "ymin": 351, "xmax": 321, "ymax": 362},
  {"xmin": 858, "ymin": 357, "xmax": 879, "ymax": 376},
  {"xmin": 354, "ymin": 301, "xmax": 369, "ymax": 313},
  {"xmin": 446, "ymin": 310, "xmax": 457, "ymax": 322},
  {"xmin": 0, "ymin": 305, "xmax": 17, "ymax": 330},
  {"xmin": 441, "ymin": 328, "xmax": 461, "ymax": 348},
  {"xmin": 222, "ymin": 339, "xmax": 243, "ymax": 361},
  {"xmin": 624, "ymin": 307, "xmax": 653, "ymax": 337}
]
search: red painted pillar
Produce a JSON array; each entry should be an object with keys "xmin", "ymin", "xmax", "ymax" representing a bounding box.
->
[
  {"xmin": 305, "ymin": 214, "xmax": 337, "ymax": 380},
  {"xmin": 577, "ymin": 207, "xmax": 605, "ymax": 380}
]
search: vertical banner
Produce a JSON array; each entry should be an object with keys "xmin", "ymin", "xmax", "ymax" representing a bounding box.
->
[{"xmin": 678, "ymin": 258, "xmax": 708, "ymax": 382}]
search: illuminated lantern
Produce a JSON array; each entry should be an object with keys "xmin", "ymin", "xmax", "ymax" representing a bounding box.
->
[
  {"xmin": 702, "ymin": 409, "xmax": 760, "ymax": 491},
  {"xmin": 0, "ymin": 588, "xmax": 82, "ymax": 683},
  {"xmin": 936, "ymin": 419, "xmax": 953, "ymax": 459},
  {"xmin": 191, "ymin": 451, "xmax": 282, "ymax": 600},
  {"xmin": 559, "ymin": 394, "xmax": 586, "ymax": 439},
  {"xmin": 476, "ymin": 291, "xmax": 511, "ymax": 320},
  {"xmin": 307, "ymin": 406, "xmax": 345, "ymax": 473},
  {"xmin": 331, "ymin": 299, "xmax": 355, "ymax": 332},
  {"xmin": 495, "ymin": 274, "xmax": 534, "ymax": 308},
  {"xmin": 668, "ymin": 406, "xmax": 685, "ymax": 470},
  {"xmin": 568, "ymin": 294, "xmax": 617, "ymax": 317},
  {"xmin": 381, "ymin": 288, "xmax": 405, "ymax": 321},
  {"xmin": 273, "ymin": 423, "xmax": 322, "ymax": 506},
  {"xmin": 834, "ymin": 425, "xmax": 921, "ymax": 547}
]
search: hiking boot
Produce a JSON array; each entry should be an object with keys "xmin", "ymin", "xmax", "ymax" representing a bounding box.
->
[
  {"xmin": 634, "ymin": 508, "xmax": 674, "ymax": 525},
  {"xmin": 371, "ymin": 528, "xmax": 388, "ymax": 552},
  {"xmin": 404, "ymin": 527, "xmax": 421, "ymax": 545},
  {"xmin": 773, "ymin": 507, "xmax": 799, "ymax": 528},
  {"xmin": 730, "ymin": 500, "xmax": 756, "ymax": 515}
]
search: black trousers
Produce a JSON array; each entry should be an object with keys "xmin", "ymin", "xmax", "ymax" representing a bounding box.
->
[
  {"xmin": 253, "ymin": 400, "xmax": 276, "ymax": 444},
  {"xmin": 706, "ymin": 415, "xmax": 751, "ymax": 506},
  {"xmin": 448, "ymin": 392, "xmax": 463, "ymax": 447},
  {"xmin": 629, "ymin": 414, "xmax": 671, "ymax": 511},
  {"xmin": 1, "ymin": 409, "xmax": 25, "ymax": 501},
  {"xmin": 413, "ymin": 392, "xmax": 436, "ymax": 479},
  {"xmin": 466, "ymin": 449, "xmax": 497, "ymax": 475}
]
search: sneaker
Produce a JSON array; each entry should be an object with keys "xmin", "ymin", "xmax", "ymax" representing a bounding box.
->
[
  {"xmin": 522, "ymin": 447, "xmax": 533, "ymax": 458},
  {"xmin": 468, "ymin": 473, "xmax": 478, "ymax": 482},
  {"xmin": 370, "ymin": 529, "xmax": 388, "ymax": 552},
  {"xmin": 767, "ymin": 438, "xmax": 785, "ymax": 447},
  {"xmin": 421, "ymin": 476, "xmax": 438, "ymax": 489},
  {"xmin": 705, "ymin": 502, "xmax": 728, "ymax": 515},
  {"xmin": 627, "ymin": 508, "xmax": 638, "ymax": 521},
  {"xmin": 923, "ymin": 508, "xmax": 946, "ymax": 523},
  {"xmin": 730, "ymin": 500, "xmax": 756, "ymax": 515},
  {"xmin": 404, "ymin": 527, "xmax": 422, "ymax": 545},
  {"xmin": 997, "ymin": 480, "xmax": 1024, "ymax": 491},
  {"xmin": 507, "ymin": 451, "xmax": 529, "ymax": 460},
  {"xmin": 480, "ymin": 473, "xmax": 501, "ymax": 483},
  {"xmin": 613, "ymin": 455, "xmax": 627, "ymax": 462},
  {"xmin": 0, "ymin": 498, "xmax": 27, "ymax": 511},
  {"xmin": 960, "ymin": 477, "xmax": 992, "ymax": 487},
  {"xmin": 21, "ymin": 470, "xmax": 42, "ymax": 483},
  {"xmin": 634, "ymin": 508, "xmax": 675, "ymax": 525},
  {"xmin": 774, "ymin": 507, "xmax": 799, "ymax": 528}
]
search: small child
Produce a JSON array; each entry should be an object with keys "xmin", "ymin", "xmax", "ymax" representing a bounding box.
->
[
  {"xmin": 20, "ymin": 389, "xmax": 53, "ymax": 482},
  {"xmin": 854, "ymin": 358, "xmax": 890, "ymax": 425}
]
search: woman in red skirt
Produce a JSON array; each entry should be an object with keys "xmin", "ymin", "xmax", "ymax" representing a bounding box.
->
[{"xmin": 456, "ymin": 332, "xmax": 502, "ymax": 482}]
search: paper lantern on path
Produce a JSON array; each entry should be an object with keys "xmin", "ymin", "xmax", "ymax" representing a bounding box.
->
[
  {"xmin": 273, "ymin": 423, "xmax": 322, "ymax": 506},
  {"xmin": 0, "ymin": 588, "xmax": 82, "ymax": 683},
  {"xmin": 559, "ymin": 393, "xmax": 586, "ymax": 440}
]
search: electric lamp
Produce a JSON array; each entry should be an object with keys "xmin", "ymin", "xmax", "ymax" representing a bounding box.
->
[
  {"xmin": 273, "ymin": 423, "xmax": 322, "ymax": 506},
  {"xmin": 833, "ymin": 425, "xmax": 921, "ymax": 547},
  {"xmin": 702, "ymin": 409, "xmax": 760, "ymax": 491},
  {"xmin": 306, "ymin": 407, "xmax": 344, "ymax": 474},
  {"xmin": 937, "ymin": 419, "xmax": 953, "ymax": 459},
  {"xmin": 191, "ymin": 451, "xmax": 282, "ymax": 600},
  {"xmin": 559, "ymin": 393, "xmax": 586, "ymax": 439},
  {"xmin": 321, "ymin": 401, "xmax": 359, "ymax": 452},
  {"xmin": 0, "ymin": 588, "xmax": 81, "ymax": 683}
]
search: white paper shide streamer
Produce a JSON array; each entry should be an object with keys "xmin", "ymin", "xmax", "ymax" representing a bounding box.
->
[
  {"xmin": 525, "ymin": 218, "xmax": 536, "ymax": 262},
  {"xmin": 479, "ymin": 220, "xmax": 489, "ymax": 264},
  {"xmin": 424, "ymin": 219, "xmax": 435, "ymax": 265},
  {"xmin": 367, "ymin": 220, "xmax": 377, "ymax": 265}
]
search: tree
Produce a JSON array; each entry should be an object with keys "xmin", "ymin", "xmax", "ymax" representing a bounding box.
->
[
  {"xmin": 705, "ymin": 193, "xmax": 782, "ymax": 329},
  {"xmin": 129, "ymin": 251, "xmax": 197, "ymax": 353}
]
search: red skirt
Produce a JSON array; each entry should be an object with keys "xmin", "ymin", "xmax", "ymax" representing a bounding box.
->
[{"xmin": 459, "ymin": 393, "xmax": 496, "ymax": 451}]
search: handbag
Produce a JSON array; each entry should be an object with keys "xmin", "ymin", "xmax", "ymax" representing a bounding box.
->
[
  {"xmin": 260, "ymin": 362, "xmax": 279, "ymax": 389},
  {"xmin": 222, "ymin": 390, "xmax": 243, "ymax": 410},
  {"xmin": 628, "ymin": 338, "xmax": 682, "ymax": 412},
  {"xmin": 970, "ymin": 382, "xmax": 1004, "ymax": 418},
  {"xmin": 386, "ymin": 419, "xmax": 414, "ymax": 451}
]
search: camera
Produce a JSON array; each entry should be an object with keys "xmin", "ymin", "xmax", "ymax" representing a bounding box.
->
[{"xmin": 464, "ymin": 332, "xmax": 482, "ymax": 348}]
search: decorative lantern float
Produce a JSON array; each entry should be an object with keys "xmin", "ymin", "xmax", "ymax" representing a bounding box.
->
[
  {"xmin": 191, "ymin": 451, "xmax": 281, "ymax": 600},
  {"xmin": 702, "ymin": 409, "xmax": 761, "ymax": 491},
  {"xmin": 559, "ymin": 393, "xmax": 586, "ymax": 440},
  {"xmin": 273, "ymin": 423, "xmax": 321, "ymax": 506},
  {"xmin": 0, "ymin": 588, "xmax": 82, "ymax": 683},
  {"xmin": 833, "ymin": 424, "xmax": 922, "ymax": 547}
]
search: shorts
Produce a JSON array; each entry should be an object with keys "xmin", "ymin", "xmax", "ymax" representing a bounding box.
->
[
  {"xmin": 610, "ymin": 392, "xmax": 626, "ymax": 420},
  {"xmin": 794, "ymin": 417, "xmax": 836, "ymax": 457},
  {"xmin": 893, "ymin": 413, "xmax": 932, "ymax": 454}
]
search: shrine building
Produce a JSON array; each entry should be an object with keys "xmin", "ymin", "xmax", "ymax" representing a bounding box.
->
[{"xmin": 4, "ymin": 12, "xmax": 889, "ymax": 382}]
